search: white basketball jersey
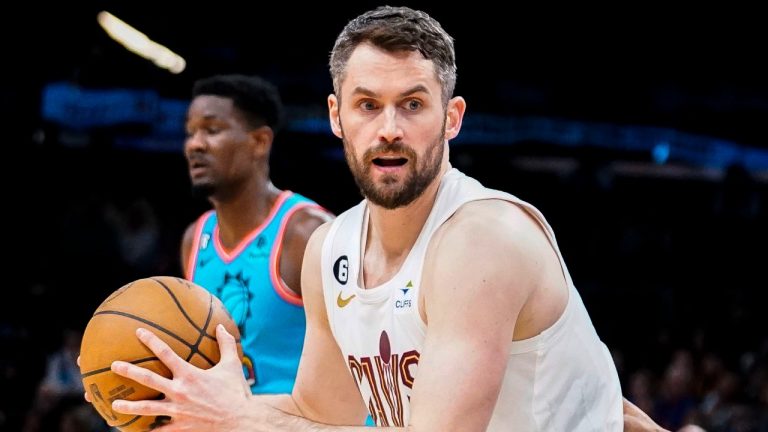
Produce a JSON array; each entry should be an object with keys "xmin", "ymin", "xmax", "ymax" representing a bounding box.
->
[{"xmin": 320, "ymin": 168, "xmax": 623, "ymax": 431}]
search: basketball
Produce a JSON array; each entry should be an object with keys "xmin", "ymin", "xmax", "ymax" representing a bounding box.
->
[{"xmin": 79, "ymin": 276, "xmax": 242, "ymax": 431}]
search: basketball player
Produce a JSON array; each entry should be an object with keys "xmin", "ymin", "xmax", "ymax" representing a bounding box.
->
[
  {"xmin": 108, "ymin": 7, "xmax": 667, "ymax": 431},
  {"xmin": 180, "ymin": 74, "xmax": 333, "ymax": 394}
]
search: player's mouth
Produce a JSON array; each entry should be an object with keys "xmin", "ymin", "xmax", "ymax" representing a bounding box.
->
[
  {"xmin": 372, "ymin": 156, "xmax": 408, "ymax": 172},
  {"xmin": 189, "ymin": 161, "xmax": 209, "ymax": 177}
]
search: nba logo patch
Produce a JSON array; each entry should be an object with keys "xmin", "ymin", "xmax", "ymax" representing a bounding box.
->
[{"xmin": 200, "ymin": 233, "xmax": 211, "ymax": 250}]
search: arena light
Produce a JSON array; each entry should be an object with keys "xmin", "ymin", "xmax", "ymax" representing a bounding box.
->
[{"xmin": 97, "ymin": 11, "xmax": 186, "ymax": 74}]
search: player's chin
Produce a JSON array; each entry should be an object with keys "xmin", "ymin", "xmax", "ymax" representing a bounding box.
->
[{"xmin": 190, "ymin": 182, "xmax": 216, "ymax": 198}]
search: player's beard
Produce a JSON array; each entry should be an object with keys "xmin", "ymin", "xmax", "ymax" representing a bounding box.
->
[
  {"xmin": 342, "ymin": 121, "xmax": 445, "ymax": 210},
  {"xmin": 190, "ymin": 182, "xmax": 216, "ymax": 200}
]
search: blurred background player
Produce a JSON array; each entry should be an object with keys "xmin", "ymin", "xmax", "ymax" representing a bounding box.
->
[{"xmin": 180, "ymin": 74, "xmax": 333, "ymax": 394}]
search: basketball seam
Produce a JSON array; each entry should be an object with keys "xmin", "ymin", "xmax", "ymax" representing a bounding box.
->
[
  {"xmin": 151, "ymin": 277, "xmax": 206, "ymax": 332},
  {"xmin": 114, "ymin": 414, "xmax": 142, "ymax": 428},
  {"xmin": 81, "ymin": 356, "xmax": 159, "ymax": 378},
  {"xmin": 91, "ymin": 310, "xmax": 194, "ymax": 351},
  {"xmin": 186, "ymin": 295, "xmax": 216, "ymax": 366},
  {"xmin": 101, "ymin": 281, "xmax": 135, "ymax": 306},
  {"xmin": 152, "ymin": 277, "xmax": 217, "ymax": 366}
]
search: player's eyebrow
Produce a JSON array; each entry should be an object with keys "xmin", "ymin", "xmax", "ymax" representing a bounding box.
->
[{"xmin": 351, "ymin": 84, "xmax": 430, "ymax": 99}]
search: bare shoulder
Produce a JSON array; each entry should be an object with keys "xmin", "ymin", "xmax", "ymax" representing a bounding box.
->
[
  {"xmin": 303, "ymin": 219, "xmax": 334, "ymax": 256},
  {"xmin": 432, "ymin": 199, "xmax": 546, "ymax": 255},
  {"xmin": 285, "ymin": 206, "xmax": 335, "ymax": 242},
  {"xmin": 420, "ymin": 199, "xmax": 554, "ymax": 329},
  {"xmin": 424, "ymin": 199, "xmax": 554, "ymax": 299},
  {"xmin": 278, "ymin": 207, "xmax": 334, "ymax": 295},
  {"xmin": 299, "ymin": 220, "xmax": 334, "ymax": 303},
  {"xmin": 293, "ymin": 217, "xmax": 334, "ymax": 282}
]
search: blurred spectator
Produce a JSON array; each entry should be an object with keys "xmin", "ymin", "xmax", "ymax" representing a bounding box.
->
[
  {"xmin": 656, "ymin": 350, "xmax": 698, "ymax": 430},
  {"xmin": 58, "ymin": 403, "xmax": 108, "ymax": 432},
  {"xmin": 36, "ymin": 329, "xmax": 82, "ymax": 410},
  {"xmin": 697, "ymin": 353, "xmax": 726, "ymax": 403},
  {"xmin": 628, "ymin": 369, "xmax": 658, "ymax": 420},
  {"xmin": 22, "ymin": 329, "xmax": 87, "ymax": 432}
]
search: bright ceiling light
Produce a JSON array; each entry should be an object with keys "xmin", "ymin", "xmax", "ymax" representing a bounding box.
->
[{"xmin": 97, "ymin": 11, "xmax": 186, "ymax": 74}]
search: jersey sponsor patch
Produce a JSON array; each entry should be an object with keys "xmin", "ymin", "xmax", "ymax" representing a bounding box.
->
[{"xmin": 394, "ymin": 280, "xmax": 414, "ymax": 314}]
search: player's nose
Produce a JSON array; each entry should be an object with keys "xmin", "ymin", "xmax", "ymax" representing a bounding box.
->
[{"xmin": 377, "ymin": 106, "xmax": 404, "ymax": 143}]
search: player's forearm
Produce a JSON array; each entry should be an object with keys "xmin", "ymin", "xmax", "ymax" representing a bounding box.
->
[
  {"xmin": 248, "ymin": 396, "xmax": 406, "ymax": 431},
  {"xmin": 259, "ymin": 413, "xmax": 405, "ymax": 432},
  {"xmin": 258, "ymin": 394, "xmax": 303, "ymax": 416},
  {"xmin": 263, "ymin": 415, "xmax": 401, "ymax": 432}
]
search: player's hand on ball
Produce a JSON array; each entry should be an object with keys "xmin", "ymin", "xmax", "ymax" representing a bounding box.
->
[{"xmin": 111, "ymin": 324, "xmax": 252, "ymax": 431}]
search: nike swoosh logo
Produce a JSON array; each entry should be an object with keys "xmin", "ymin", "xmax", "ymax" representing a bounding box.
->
[{"xmin": 337, "ymin": 292, "xmax": 356, "ymax": 308}]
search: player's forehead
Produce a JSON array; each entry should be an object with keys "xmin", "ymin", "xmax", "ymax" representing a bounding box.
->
[
  {"xmin": 187, "ymin": 95, "xmax": 237, "ymax": 121},
  {"xmin": 340, "ymin": 43, "xmax": 441, "ymax": 99}
]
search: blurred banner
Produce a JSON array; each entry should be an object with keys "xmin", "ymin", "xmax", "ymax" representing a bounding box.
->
[
  {"xmin": 41, "ymin": 81, "xmax": 187, "ymax": 152},
  {"xmin": 42, "ymin": 81, "xmax": 161, "ymax": 129}
]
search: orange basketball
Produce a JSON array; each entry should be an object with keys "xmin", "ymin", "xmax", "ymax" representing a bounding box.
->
[{"xmin": 79, "ymin": 276, "xmax": 242, "ymax": 431}]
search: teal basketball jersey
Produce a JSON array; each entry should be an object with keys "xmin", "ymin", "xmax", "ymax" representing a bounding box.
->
[{"xmin": 186, "ymin": 191, "xmax": 323, "ymax": 394}]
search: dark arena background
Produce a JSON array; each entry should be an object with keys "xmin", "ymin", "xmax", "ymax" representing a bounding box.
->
[{"xmin": 2, "ymin": 3, "xmax": 766, "ymax": 431}]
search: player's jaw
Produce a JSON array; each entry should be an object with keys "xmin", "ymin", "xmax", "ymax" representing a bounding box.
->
[
  {"xmin": 345, "ymin": 138, "xmax": 443, "ymax": 209},
  {"xmin": 187, "ymin": 156, "xmax": 219, "ymax": 198},
  {"xmin": 357, "ymin": 141, "xmax": 417, "ymax": 198}
]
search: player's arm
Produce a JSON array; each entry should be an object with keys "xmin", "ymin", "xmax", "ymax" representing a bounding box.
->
[
  {"xmin": 406, "ymin": 200, "xmax": 545, "ymax": 432},
  {"xmin": 180, "ymin": 221, "xmax": 197, "ymax": 278},
  {"xmin": 109, "ymin": 222, "xmax": 373, "ymax": 431},
  {"xmin": 278, "ymin": 206, "xmax": 335, "ymax": 296},
  {"xmin": 244, "ymin": 220, "xmax": 369, "ymax": 424},
  {"xmin": 281, "ymin": 221, "xmax": 370, "ymax": 424}
]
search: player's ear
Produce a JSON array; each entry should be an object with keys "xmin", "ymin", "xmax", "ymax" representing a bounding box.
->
[
  {"xmin": 328, "ymin": 94, "xmax": 343, "ymax": 139},
  {"xmin": 444, "ymin": 96, "xmax": 466, "ymax": 141},
  {"xmin": 250, "ymin": 126, "xmax": 273, "ymax": 158}
]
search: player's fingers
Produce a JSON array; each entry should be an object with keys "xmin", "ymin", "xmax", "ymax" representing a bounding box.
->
[
  {"xmin": 77, "ymin": 355, "xmax": 81, "ymax": 367},
  {"xmin": 135, "ymin": 328, "xmax": 190, "ymax": 373},
  {"xmin": 84, "ymin": 391, "xmax": 91, "ymax": 403},
  {"xmin": 111, "ymin": 398, "xmax": 169, "ymax": 417},
  {"xmin": 111, "ymin": 360, "xmax": 174, "ymax": 394},
  {"xmin": 144, "ymin": 423, "xmax": 175, "ymax": 432},
  {"xmin": 215, "ymin": 324, "xmax": 240, "ymax": 365}
]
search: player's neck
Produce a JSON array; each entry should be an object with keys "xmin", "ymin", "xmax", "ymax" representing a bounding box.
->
[
  {"xmin": 365, "ymin": 166, "xmax": 447, "ymax": 261},
  {"xmin": 214, "ymin": 179, "xmax": 281, "ymax": 248}
]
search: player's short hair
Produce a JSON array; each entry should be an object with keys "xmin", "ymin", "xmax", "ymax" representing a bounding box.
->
[
  {"xmin": 192, "ymin": 74, "xmax": 285, "ymax": 132},
  {"xmin": 329, "ymin": 6, "xmax": 457, "ymax": 105}
]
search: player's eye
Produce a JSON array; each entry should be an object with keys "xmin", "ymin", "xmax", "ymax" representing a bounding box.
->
[
  {"xmin": 404, "ymin": 99, "xmax": 422, "ymax": 111},
  {"xmin": 359, "ymin": 100, "xmax": 378, "ymax": 111}
]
